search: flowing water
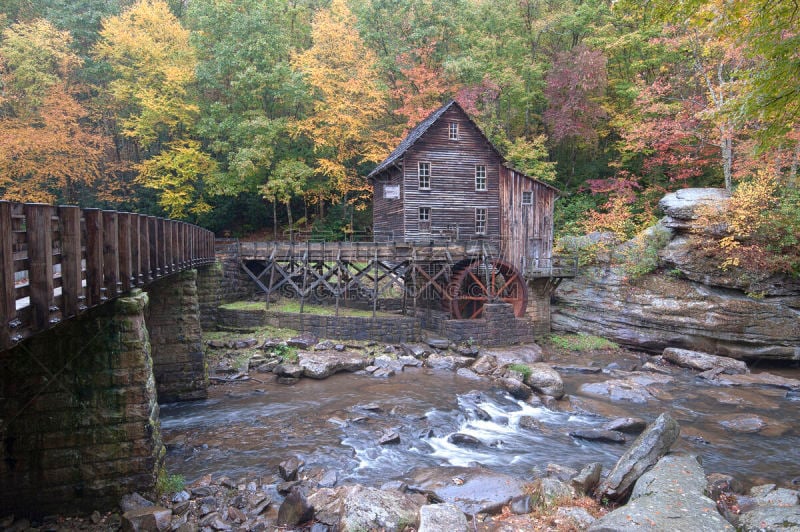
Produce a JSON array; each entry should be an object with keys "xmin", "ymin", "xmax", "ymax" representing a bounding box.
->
[{"xmin": 160, "ymin": 358, "xmax": 800, "ymax": 489}]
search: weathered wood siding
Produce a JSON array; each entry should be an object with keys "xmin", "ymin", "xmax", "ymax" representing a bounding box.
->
[
  {"xmin": 372, "ymin": 166, "xmax": 404, "ymax": 241},
  {"xmin": 400, "ymin": 106, "xmax": 502, "ymax": 242},
  {"xmin": 499, "ymin": 167, "xmax": 556, "ymax": 269}
]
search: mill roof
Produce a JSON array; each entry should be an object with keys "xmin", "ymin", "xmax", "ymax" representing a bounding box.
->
[{"xmin": 368, "ymin": 100, "xmax": 560, "ymax": 194}]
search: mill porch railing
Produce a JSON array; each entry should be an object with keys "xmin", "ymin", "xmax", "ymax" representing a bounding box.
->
[{"xmin": 0, "ymin": 201, "xmax": 216, "ymax": 351}]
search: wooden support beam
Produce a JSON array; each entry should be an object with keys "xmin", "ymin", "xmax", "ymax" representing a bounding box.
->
[
  {"xmin": 118, "ymin": 212, "xmax": 132, "ymax": 292},
  {"xmin": 130, "ymin": 213, "xmax": 141, "ymax": 286}
]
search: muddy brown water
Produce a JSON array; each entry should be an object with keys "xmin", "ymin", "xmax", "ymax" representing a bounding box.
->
[{"xmin": 160, "ymin": 352, "xmax": 800, "ymax": 490}]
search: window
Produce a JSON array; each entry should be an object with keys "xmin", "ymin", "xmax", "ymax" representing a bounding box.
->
[
  {"xmin": 475, "ymin": 208, "xmax": 487, "ymax": 234},
  {"xmin": 475, "ymin": 165, "xmax": 487, "ymax": 191},
  {"xmin": 418, "ymin": 207, "xmax": 430, "ymax": 221},
  {"xmin": 522, "ymin": 191, "xmax": 533, "ymax": 205},
  {"xmin": 449, "ymin": 122, "xmax": 459, "ymax": 140},
  {"xmin": 418, "ymin": 162, "xmax": 431, "ymax": 189}
]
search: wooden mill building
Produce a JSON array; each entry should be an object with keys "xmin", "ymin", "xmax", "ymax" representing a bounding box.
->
[{"xmin": 368, "ymin": 100, "xmax": 560, "ymax": 272}]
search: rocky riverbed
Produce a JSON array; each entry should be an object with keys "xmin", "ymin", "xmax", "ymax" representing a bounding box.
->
[{"xmin": 7, "ymin": 326, "xmax": 798, "ymax": 531}]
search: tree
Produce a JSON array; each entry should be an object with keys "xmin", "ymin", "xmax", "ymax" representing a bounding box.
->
[
  {"xmin": 92, "ymin": 0, "xmax": 197, "ymax": 151},
  {"xmin": 261, "ymin": 159, "xmax": 314, "ymax": 240},
  {"xmin": 0, "ymin": 19, "xmax": 108, "ymax": 203},
  {"xmin": 137, "ymin": 140, "xmax": 216, "ymax": 219},
  {"xmin": 293, "ymin": 0, "xmax": 397, "ymax": 204}
]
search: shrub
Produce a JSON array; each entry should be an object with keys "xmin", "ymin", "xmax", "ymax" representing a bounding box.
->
[
  {"xmin": 548, "ymin": 334, "xmax": 617, "ymax": 351},
  {"xmin": 508, "ymin": 363, "xmax": 532, "ymax": 379}
]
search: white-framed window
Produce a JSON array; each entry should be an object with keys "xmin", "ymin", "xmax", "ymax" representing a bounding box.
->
[
  {"xmin": 418, "ymin": 161, "xmax": 431, "ymax": 189},
  {"xmin": 522, "ymin": 191, "xmax": 533, "ymax": 205},
  {"xmin": 475, "ymin": 208, "xmax": 487, "ymax": 234},
  {"xmin": 449, "ymin": 122, "xmax": 459, "ymax": 140},
  {"xmin": 475, "ymin": 165, "xmax": 487, "ymax": 191},
  {"xmin": 419, "ymin": 206, "xmax": 430, "ymax": 221}
]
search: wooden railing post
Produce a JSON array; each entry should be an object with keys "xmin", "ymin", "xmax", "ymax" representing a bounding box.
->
[
  {"xmin": 58, "ymin": 205, "xmax": 82, "ymax": 318},
  {"xmin": 26, "ymin": 203, "xmax": 56, "ymax": 330},
  {"xmin": 139, "ymin": 215, "xmax": 150, "ymax": 283},
  {"xmin": 118, "ymin": 212, "xmax": 132, "ymax": 292},
  {"xmin": 102, "ymin": 210, "xmax": 120, "ymax": 296},
  {"xmin": 83, "ymin": 209, "xmax": 104, "ymax": 305},
  {"xmin": 130, "ymin": 213, "xmax": 141, "ymax": 286},
  {"xmin": 0, "ymin": 201, "xmax": 15, "ymax": 348},
  {"xmin": 148, "ymin": 216, "xmax": 159, "ymax": 279},
  {"xmin": 164, "ymin": 219, "xmax": 173, "ymax": 274}
]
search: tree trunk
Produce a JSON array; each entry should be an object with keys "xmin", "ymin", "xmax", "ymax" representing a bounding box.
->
[
  {"xmin": 721, "ymin": 121, "xmax": 733, "ymax": 192},
  {"xmin": 273, "ymin": 200, "xmax": 278, "ymax": 240},
  {"xmin": 286, "ymin": 201, "xmax": 293, "ymax": 242}
]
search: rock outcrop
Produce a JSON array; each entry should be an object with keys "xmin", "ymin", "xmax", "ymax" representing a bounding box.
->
[
  {"xmin": 590, "ymin": 454, "xmax": 734, "ymax": 531},
  {"xmin": 553, "ymin": 188, "xmax": 800, "ymax": 361}
]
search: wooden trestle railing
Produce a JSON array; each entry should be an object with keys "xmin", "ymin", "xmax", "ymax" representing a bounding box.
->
[{"xmin": 0, "ymin": 201, "xmax": 216, "ymax": 351}]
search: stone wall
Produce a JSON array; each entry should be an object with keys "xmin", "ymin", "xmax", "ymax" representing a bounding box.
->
[
  {"xmin": 217, "ymin": 307, "xmax": 420, "ymax": 343},
  {"xmin": 197, "ymin": 262, "xmax": 224, "ymax": 330},
  {"xmin": 215, "ymin": 239, "xmax": 254, "ymax": 303},
  {"xmin": 440, "ymin": 303, "xmax": 535, "ymax": 347},
  {"xmin": 0, "ymin": 292, "xmax": 163, "ymax": 516},
  {"xmin": 146, "ymin": 270, "xmax": 208, "ymax": 402}
]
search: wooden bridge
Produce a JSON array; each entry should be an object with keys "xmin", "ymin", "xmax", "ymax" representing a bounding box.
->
[
  {"xmin": 0, "ymin": 201, "xmax": 216, "ymax": 350},
  {"xmin": 238, "ymin": 239, "xmax": 577, "ymax": 320}
]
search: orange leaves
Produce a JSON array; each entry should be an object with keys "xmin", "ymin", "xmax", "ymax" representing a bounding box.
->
[{"xmin": 0, "ymin": 83, "xmax": 109, "ymax": 203}]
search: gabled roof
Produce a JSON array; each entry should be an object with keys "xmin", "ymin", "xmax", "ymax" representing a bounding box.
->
[{"xmin": 368, "ymin": 100, "xmax": 561, "ymax": 194}]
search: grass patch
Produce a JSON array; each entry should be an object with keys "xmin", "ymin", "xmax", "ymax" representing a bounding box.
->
[
  {"xmin": 508, "ymin": 363, "xmax": 532, "ymax": 379},
  {"xmin": 156, "ymin": 471, "xmax": 185, "ymax": 496},
  {"xmin": 219, "ymin": 300, "xmax": 266, "ymax": 311},
  {"xmin": 547, "ymin": 333, "xmax": 618, "ymax": 352}
]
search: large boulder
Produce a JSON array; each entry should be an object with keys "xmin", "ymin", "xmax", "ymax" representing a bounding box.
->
[
  {"xmin": 308, "ymin": 485, "xmax": 419, "ymax": 532},
  {"xmin": 298, "ymin": 351, "xmax": 368, "ymax": 379},
  {"xmin": 523, "ymin": 363, "xmax": 565, "ymax": 399},
  {"xmin": 739, "ymin": 505, "xmax": 800, "ymax": 531},
  {"xmin": 482, "ymin": 344, "xmax": 544, "ymax": 365},
  {"xmin": 595, "ymin": 413, "xmax": 680, "ymax": 502},
  {"xmin": 590, "ymin": 454, "xmax": 734, "ymax": 531},
  {"xmin": 552, "ymin": 264, "xmax": 800, "ymax": 360},
  {"xmin": 658, "ymin": 187, "xmax": 730, "ymax": 229},
  {"xmin": 409, "ymin": 466, "xmax": 526, "ymax": 515},
  {"xmin": 418, "ymin": 503, "xmax": 468, "ymax": 532},
  {"xmin": 662, "ymin": 347, "xmax": 749, "ymax": 374}
]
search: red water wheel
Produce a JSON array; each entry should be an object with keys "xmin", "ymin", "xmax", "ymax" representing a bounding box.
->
[{"xmin": 445, "ymin": 259, "xmax": 528, "ymax": 319}]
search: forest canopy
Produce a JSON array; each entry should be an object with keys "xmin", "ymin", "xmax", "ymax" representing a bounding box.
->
[{"xmin": 0, "ymin": 0, "xmax": 797, "ymax": 271}]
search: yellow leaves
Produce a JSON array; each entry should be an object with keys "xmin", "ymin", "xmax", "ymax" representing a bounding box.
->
[
  {"xmin": 292, "ymin": 0, "xmax": 396, "ymax": 199},
  {"xmin": 137, "ymin": 140, "xmax": 217, "ymax": 219},
  {"xmin": 93, "ymin": 0, "xmax": 197, "ymax": 149}
]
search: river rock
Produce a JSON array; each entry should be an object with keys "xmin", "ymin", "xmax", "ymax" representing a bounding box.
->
[
  {"xmin": 556, "ymin": 506, "xmax": 597, "ymax": 528},
  {"xmin": 409, "ymin": 466, "xmax": 526, "ymax": 515},
  {"xmin": 425, "ymin": 353, "xmax": 472, "ymax": 370},
  {"xmin": 571, "ymin": 463, "xmax": 602, "ymax": 495},
  {"xmin": 426, "ymin": 337, "xmax": 451, "ymax": 350},
  {"xmin": 309, "ymin": 485, "xmax": 419, "ymax": 531},
  {"xmin": 121, "ymin": 506, "xmax": 172, "ymax": 532},
  {"xmin": 590, "ymin": 454, "xmax": 733, "ymax": 531},
  {"xmin": 448, "ymin": 433, "xmax": 482, "ymax": 447},
  {"xmin": 718, "ymin": 413, "xmax": 767, "ymax": 433},
  {"xmin": 274, "ymin": 363, "xmax": 303, "ymax": 378},
  {"xmin": 580, "ymin": 378, "xmax": 655, "ymax": 403},
  {"xmin": 530, "ymin": 477, "xmax": 574, "ymax": 507},
  {"xmin": 277, "ymin": 489, "xmax": 314, "ymax": 526},
  {"xmin": 483, "ymin": 345, "xmax": 544, "ymax": 365},
  {"xmin": 705, "ymin": 371, "xmax": 800, "ymax": 390},
  {"xmin": 418, "ymin": 503, "xmax": 468, "ymax": 532},
  {"xmin": 120, "ymin": 492, "xmax": 155, "ymax": 513},
  {"xmin": 603, "ymin": 417, "xmax": 647, "ymax": 434},
  {"xmin": 379, "ymin": 431, "xmax": 401, "ymax": 445},
  {"xmin": 750, "ymin": 485, "xmax": 800, "ymax": 506},
  {"xmin": 739, "ymin": 505, "xmax": 800, "ymax": 531},
  {"xmin": 497, "ymin": 377, "xmax": 533, "ymax": 399},
  {"xmin": 663, "ymin": 347, "xmax": 749, "ymax": 374},
  {"xmin": 595, "ymin": 412, "xmax": 680, "ymax": 502},
  {"xmin": 569, "ymin": 428, "xmax": 626, "ymax": 443},
  {"xmin": 287, "ymin": 333, "xmax": 318, "ymax": 349},
  {"xmin": 401, "ymin": 343, "xmax": 430, "ymax": 358},
  {"xmin": 523, "ymin": 363, "xmax": 565, "ymax": 399},
  {"xmin": 470, "ymin": 354, "xmax": 497, "ymax": 375},
  {"xmin": 299, "ymin": 352, "xmax": 367, "ymax": 379},
  {"xmin": 279, "ymin": 456, "xmax": 304, "ymax": 481}
]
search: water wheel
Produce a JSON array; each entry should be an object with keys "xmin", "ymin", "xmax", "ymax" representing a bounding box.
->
[{"xmin": 445, "ymin": 259, "xmax": 528, "ymax": 319}]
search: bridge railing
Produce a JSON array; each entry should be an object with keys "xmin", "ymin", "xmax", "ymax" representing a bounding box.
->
[{"xmin": 0, "ymin": 201, "xmax": 216, "ymax": 350}]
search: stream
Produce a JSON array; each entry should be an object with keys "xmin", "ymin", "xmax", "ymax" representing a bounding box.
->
[{"xmin": 160, "ymin": 352, "xmax": 800, "ymax": 490}]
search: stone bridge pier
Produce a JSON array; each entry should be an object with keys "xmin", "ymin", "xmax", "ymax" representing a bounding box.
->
[{"xmin": 0, "ymin": 266, "xmax": 216, "ymax": 517}]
